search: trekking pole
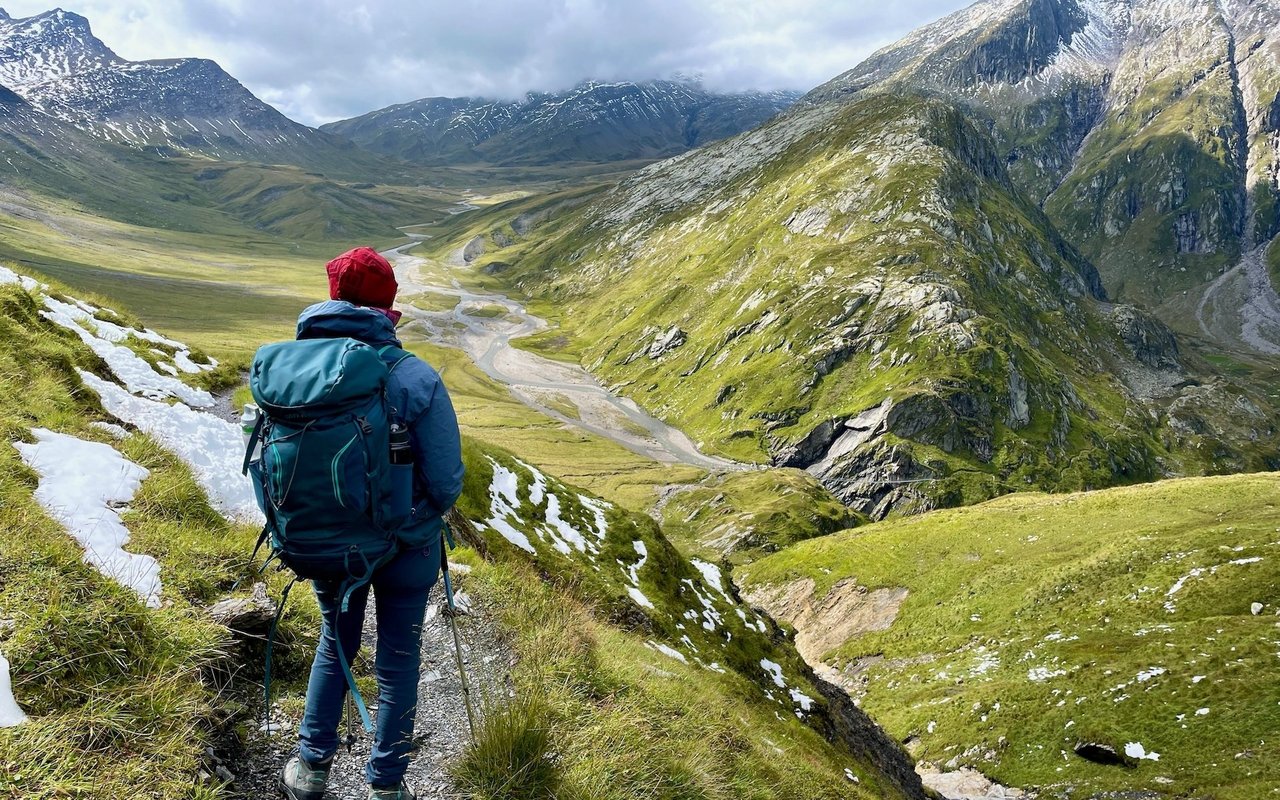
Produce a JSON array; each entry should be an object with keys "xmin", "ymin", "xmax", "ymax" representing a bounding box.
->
[
  {"xmin": 343, "ymin": 692, "xmax": 356, "ymax": 752},
  {"xmin": 440, "ymin": 528, "xmax": 477, "ymax": 738}
]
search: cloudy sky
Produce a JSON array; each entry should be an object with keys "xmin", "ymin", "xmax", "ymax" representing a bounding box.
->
[{"xmin": 2, "ymin": 0, "xmax": 969, "ymax": 126}]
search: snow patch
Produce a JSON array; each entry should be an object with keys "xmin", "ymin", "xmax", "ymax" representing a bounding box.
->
[
  {"xmin": 691, "ymin": 558, "xmax": 734, "ymax": 602},
  {"xmin": 648, "ymin": 641, "xmax": 687, "ymax": 664},
  {"xmin": 78, "ymin": 371, "xmax": 261, "ymax": 524},
  {"xmin": 760, "ymin": 658, "xmax": 786, "ymax": 688},
  {"xmin": 14, "ymin": 428, "xmax": 160, "ymax": 607},
  {"xmin": 1124, "ymin": 742, "xmax": 1160, "ymax": 761},
  {"xmin": 0, "ymin": 652, "xmax": 24, "ymax": 728},
  {"xmin": 42, "ymin": 296, "xmax": 211, "ymax": 407},
  {"xmin": 627, "ymin": 587, "xmax": 655, "ymax": 609},
  {"xmin": 483, "ymin": 458, "xmax": 535, "ymax": 554}
]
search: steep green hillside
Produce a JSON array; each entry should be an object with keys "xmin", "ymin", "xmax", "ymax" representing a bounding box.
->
[
  {"xmin": 425, "ymin": 92, "xmax": 1279, "ymax": 518},
  {"xmin": 0, "ymin": 278, "xmax": 277, "ymax": 799},
  {"xmin": 448, "ymin": 443, "xmax": 923, "ymax": 800},
  {"xmin": 1042, "ymin": 0, "xmax": 1246, "ymax": 306},
  {"xmin": 740, "ymin": 474, "xmax": 1280, "ymax": 799},
  {"xmin": 658, "ymin": 469, "xmax": 862, "ymax": 565},
  {"xmin": 806, "ymin": 0, "xmax": 1280, "ymax": 345}
]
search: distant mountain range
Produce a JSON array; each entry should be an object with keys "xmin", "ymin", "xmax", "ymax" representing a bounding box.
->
[
  {"xmin": 0, "ymin": 6, "xmax": 805, "ymax": 180},
  {"xmin": 321, "ymin": 81, "xmax": 802, "ymax": 166}
]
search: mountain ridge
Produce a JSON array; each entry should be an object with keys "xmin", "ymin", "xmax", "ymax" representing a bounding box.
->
[
  {"xmin": 806, "ymin": 0, "xmax": 1280, "ymax": 356},
  {"xmin": 322, "ymin": 79, "xmax": 802, "ymax": 166},
  {"xmin": 0, "ymin": 6, "xmax": 417, "ymax": 178}
]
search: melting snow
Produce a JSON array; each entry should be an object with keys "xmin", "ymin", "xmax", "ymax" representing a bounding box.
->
[
  {"xmin": 0, "ymin": 652, "xmax": 25, "ymax": 728},
  {"xmin": 581, "ymin": 496, "xmax": 610, "ymax": 539},
  {"xmin": 649, "ymin": 641, "xmax": 687, "ymax": 663},
  {"xmin": 1124, "ymin": 742, "xmax": 1160, "ymax": 761},
  {"xmin": 41, "ymin": 296, "xmax": 211, "ymax": 407},
  {"xmin": 483, "ymin": 460, "xmax": 536, "ymax": 554},
  {"xmin": 691, "ymin": 558, "xmax": 734, "ymax": 602},
  {"xmin": 1136, "ymin": 667, "xmax": 1166, "ymax": 682},
  {"xmin": 14, "ymin": 428, "xmax": 161, "ymax": 607},
  {"xmin": 0, "ymin": 265, "xmax": 38, "ymax": 292},
  {"xmin": 621, "ymin": 540, "xmax": 655, "ymax": 608},
  {"xmin": 1164, "ymin": 557, "xmax": 1265, "ymax": 612},
  {"xmin": 761, "ymin": 658, "xmax": 786, "ymax": 688},
  {"xmin": 544, "ymin": 493, "xmax": 591, "ymax": 554},
  {"xmin": 78, "ymin": 371, "xmax": 261, "ymax": 524}
]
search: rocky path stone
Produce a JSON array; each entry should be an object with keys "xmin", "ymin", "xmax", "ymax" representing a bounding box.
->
[{"xmin": 231, "ymin": 576, "xmax": 508, "ymax": 799}]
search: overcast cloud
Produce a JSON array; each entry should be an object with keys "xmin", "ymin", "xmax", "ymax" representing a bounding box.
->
[{"xmin": 1, "ymin": 0, "xmax": 969, "ymax": 126}]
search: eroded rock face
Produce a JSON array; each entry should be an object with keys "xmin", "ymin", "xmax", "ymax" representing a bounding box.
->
[
  {"xmin": 1110, "ymin": 304, "xmax": 1181, "ymax": 369},
  {"xmin": 462, "ymin": 235, "xmax": 486, "ymax": 263},
  {"xmin": 744, "ymin": 577, "xmax": 908, "ymax": 664}
]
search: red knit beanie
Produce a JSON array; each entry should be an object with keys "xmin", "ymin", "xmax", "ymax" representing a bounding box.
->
[{"xmin": 326, "ymin": 247, "xmax": 398, "ymax": 310}]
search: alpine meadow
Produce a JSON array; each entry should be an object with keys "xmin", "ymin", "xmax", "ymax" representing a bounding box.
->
[{"xmin": 0, "ymin": 2, "xmax": 1276, "ymax": 800}]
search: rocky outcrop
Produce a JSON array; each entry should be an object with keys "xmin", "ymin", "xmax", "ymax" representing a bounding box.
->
[
  {"xmin": 1109, "ymin": 305, "xmax": 1181, "ymax": 369},
  {"xmin": 647, "ymin": 326, "xmax": 687, "ymax": 358},
  {"xmin": 462, "ymin": 235, "xmax": 486, "ymax": 263}
]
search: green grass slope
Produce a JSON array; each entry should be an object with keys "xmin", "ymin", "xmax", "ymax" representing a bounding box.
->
[
  {"xmin": 740, "ymin": 474, "xmax": 1280, "ymax": 799},
  {"xmin": 422, "ymin": 92, "xmax": 1278, "ymax": 518},
  {"xmin": 0, "ymin": 280, "xmax": 293, "ymax": 799},
  {"xmin": 448, "ymin": 442, "xmax": 924, "ymax": 800}
]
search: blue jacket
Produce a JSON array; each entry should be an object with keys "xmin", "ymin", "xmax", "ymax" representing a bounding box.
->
[{"xmin": 296, "ymin": 300, "xmax": 464, "ymax": 544}]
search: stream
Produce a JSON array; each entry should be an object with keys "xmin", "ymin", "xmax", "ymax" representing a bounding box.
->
[{"xmin": 380, "ymin": 239, "xmax": 743, "ymax": 473}]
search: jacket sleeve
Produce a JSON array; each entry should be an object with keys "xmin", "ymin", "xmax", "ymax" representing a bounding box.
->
[{"xmin": 408, "ymin": 375, "xmax": 464, "ymax": 516}]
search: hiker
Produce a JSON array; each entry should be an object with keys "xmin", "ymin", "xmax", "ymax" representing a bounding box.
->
[{"xmin": 273, "ymin": 246, "xmax": 464, "ymax": 800}]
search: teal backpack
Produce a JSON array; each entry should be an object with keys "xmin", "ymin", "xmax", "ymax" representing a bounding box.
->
[{"xmin": 243, "ymin": 336, "xmax": 414, "ymax": 732}]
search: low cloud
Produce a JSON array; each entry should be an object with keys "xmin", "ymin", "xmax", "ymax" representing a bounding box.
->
[{"xmin": 2, "ymin": 0, "xmax": 967, "ymax": 125}]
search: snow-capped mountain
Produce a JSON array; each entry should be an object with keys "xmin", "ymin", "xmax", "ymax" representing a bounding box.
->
[
  {"xmin": 807, "ymin": 0, "xmax": 1280, "ymax": 355},
  {"xmin": 321, "ymin": 80, "xmax": 802, "ymax": 166},
  {"xmin": 0, "ymin": 7, "xmax": 385, "ymax": 173}
]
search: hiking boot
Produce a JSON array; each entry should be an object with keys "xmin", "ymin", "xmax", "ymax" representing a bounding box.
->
[
  {"xmin": 279, "ymin": 754, "xmax": 330, "ymax": 800},
  {"xmin": 369, "ymin": 781, "xmax": 417, "ymax": 800}
]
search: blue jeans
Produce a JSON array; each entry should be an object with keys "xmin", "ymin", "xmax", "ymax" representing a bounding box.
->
[{"xmin": 297, "ymin": 541, "xmax": 440, "ymax": 786}]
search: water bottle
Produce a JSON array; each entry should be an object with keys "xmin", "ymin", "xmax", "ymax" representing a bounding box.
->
[
  {"xmin": 240, "ymin": 403, "xmax": 262, "ymax": 463},
  {"xmin": 389, "ymin": 421, "xmax": 413, "ymax": 521}
]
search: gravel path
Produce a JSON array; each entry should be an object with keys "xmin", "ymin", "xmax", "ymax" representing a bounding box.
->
[{"xmin": 230, "ymin": 575, "xmax": 509, "ymax": 799}]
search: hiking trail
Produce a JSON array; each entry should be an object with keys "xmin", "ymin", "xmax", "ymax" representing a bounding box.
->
[{"xmin": 233, "ymin": 581, "xmax": 507, "ymax": 799}]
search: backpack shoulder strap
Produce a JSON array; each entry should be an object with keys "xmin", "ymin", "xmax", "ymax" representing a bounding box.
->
[{"xmin": 377, "ymin": 344, "xmax": 413, "ymax": 374}]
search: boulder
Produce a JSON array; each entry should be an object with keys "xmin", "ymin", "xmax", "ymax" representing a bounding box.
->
[
  {"xmin": 1110, "ymin": 305, "xmax": 1180, "ymax": 369},
  {"xmin": 207, "ymin": 582, "xmax": 275, "ymax": 636},
  {"xmin": 647, "ymin": 326, "xmax": 687, "ymax": 358}
]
